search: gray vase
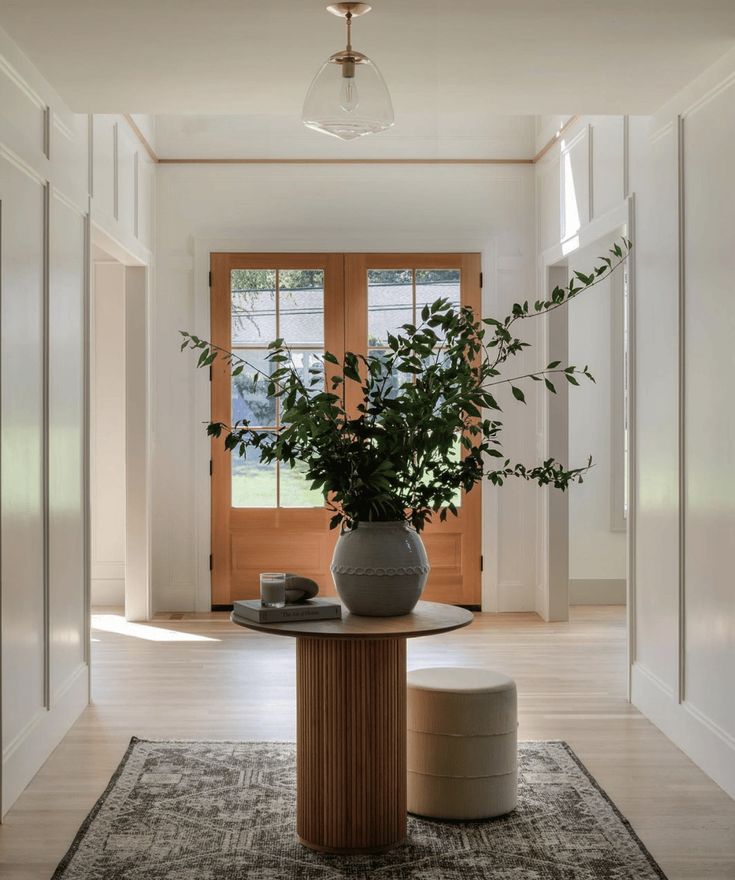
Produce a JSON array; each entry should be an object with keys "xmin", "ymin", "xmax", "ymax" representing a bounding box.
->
[{"xmin": 330, "ymin": 521, "xmax": 431, "ymax": 617}]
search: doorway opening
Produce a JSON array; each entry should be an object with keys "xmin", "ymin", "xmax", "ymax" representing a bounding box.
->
[
  {"xmin": 543, "ymin": 222, "xmax": 632, "ymax": 641},
  {"xmin": 89, "ymin": 235, "xmax": 150, "ymax": 621}
]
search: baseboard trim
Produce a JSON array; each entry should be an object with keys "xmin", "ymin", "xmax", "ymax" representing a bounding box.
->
[
  {"xmin": 568, "ymin": 578, "xmax": 626, "ymax": 605},
  {"xmin": 2, "ymin": 662, "xmax": 89, "ymax": 816},
  {"xmin": 631, "ymin": 661, "xmax": 735, "ymax": 800},
  {"xmin": 91, "ymin": 578, "xmax": 125, "ymax": 606}
]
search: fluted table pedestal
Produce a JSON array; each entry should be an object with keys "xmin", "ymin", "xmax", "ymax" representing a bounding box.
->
[{"xmin": 231, "ymin": 600, "xmax": 473, "ymax": 854}]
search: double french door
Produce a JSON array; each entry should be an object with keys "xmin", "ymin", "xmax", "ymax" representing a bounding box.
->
[{"xmin": 210, "ymin": 252, "xmax": 482, "ymax": 607}]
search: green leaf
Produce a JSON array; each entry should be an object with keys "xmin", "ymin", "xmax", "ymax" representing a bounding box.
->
[{"xmin": 511, "ymin": 386, "xmax": 526, "ymax": 403}]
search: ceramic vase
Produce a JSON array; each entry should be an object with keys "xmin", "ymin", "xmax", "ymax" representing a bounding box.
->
[{"xmin": 330, "ymin": 521, "xmax": 430, "ymax": 616}]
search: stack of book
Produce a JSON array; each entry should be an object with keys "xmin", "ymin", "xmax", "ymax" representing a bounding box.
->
[{"xmin": 233, "ymin": 598, "xmax": 342, "ymax": 623}]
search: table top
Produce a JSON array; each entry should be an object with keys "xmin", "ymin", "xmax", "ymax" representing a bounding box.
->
[{"xmin": 230, "ymin": 600, "xmax": 474, "ymax": 640}]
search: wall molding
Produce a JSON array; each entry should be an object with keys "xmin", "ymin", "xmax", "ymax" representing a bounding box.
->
[
  {"xmin": 122, "ymin": 113, "xmax": 157, "ymax": 164},
  {"xmin": 1, "ymin": 663, "xmax": 88, "ymax": 814},
  {"xmin": 123, "ymin": 114, "xmax": 579, "ymax": 167},
  {"xmin": 160, "ymin": 156, "xmax": 535, "ymax": 165},
  {"xmin": 533, "ymin": 115, "xmax": 581, "ymax": 163},
  {"xmin": 676, "ymin": 113, "xmax": 686, "ymax": 705},
  {"xmin": 569, "ymin": 578, "xmax": 626, "ymax": 605},
  {"xmin": 680, "ymin": 70, "xmax": 735, "ymax": 120},
  {"xmin": 632, "ymin": 662, "xmax": 735, "ymax": 800},
  {"xmin": 0, "ymin": 51, "xmax": 46, "ymax": 112}
]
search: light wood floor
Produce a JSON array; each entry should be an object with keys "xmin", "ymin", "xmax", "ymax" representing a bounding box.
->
[{"xmin": 1, "ymin": 606, "xmax": 734, "ymax": 879}]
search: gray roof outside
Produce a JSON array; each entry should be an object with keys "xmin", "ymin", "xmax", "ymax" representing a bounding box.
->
[{"xmin": 231, "ymin": 281, "xmax": 461, "ymax": 348}]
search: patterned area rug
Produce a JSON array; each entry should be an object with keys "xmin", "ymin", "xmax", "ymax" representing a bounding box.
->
[{"xmin": 54, "ymin": 740, "xmax": 667, "ymax": 879}]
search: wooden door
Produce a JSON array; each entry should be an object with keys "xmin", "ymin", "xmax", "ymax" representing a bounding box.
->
[
  {"xmin": 345, "ymin": 254, "xmax": 483, "ymax": 606},
  {"xmin": 210, "ymin": 254, "xmax": 345, "ymax": 605},
  {"xmin": 210, "ymin": 252, "xmax": 482, "ymax": 607}
]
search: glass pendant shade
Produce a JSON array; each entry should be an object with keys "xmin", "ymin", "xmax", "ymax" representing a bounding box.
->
[{"xmin": 302, "ymin": 52, "xmax": 394, "ymax": 140}]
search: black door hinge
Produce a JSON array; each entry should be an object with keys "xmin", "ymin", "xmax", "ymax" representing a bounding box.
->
[
  {"xmin": 208, "ymin": 270, "xmax": 212, "ymax": 287},
  {"xmin": 209, "ymin": 459, "xmax": 212, "ymax": 476},
  {"xmin": 209, "ymin": 554, "xmax": 213, "ymax": 571},
  {"xmin": 480, "ymin": 554, "xmax": 484, "ymax": 572},
  {"xmin": 479, "ymin": 271, "xmax": 483, "ymax": 289}
]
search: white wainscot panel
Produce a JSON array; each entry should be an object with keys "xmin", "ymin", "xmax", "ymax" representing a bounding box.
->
[
  {"xmin": 51, "ymin": 112, "xmax": 89, "ymax": 209},
  {"xmin": 536, "ymin": 155, "xmax": 561, "ymax": 252},
  {"xmin": 560, "ymin": 126, "xmax": 590, "ymax": 241},
  {"xmin": 630, "ymin": 117, "xmax": 680, "ymax": 692},
  {"xmin": 92, "ymin": 115, "xmax": 116, "ymax": 220},
  {"xmin": 0, "ymin": 152, "xmax": 46, "ymax": 761},
  {"xmin": 683, "ymin": 81, "xmax": 735, "ymax": 741},
  {"xmin": 48, "ymin": 191, "xmax": 87, "ymax": 703},
  {"xmin": 137, "ymin": 155, "xmax": 154, "ymax": 249},
  {"xmin": 0, "ymin": 53, "xmax": 46, "ymax": 153},
  {"xmin": 116, "ymin": 123, "xmax": 136, "ymax": 237},
  {"xmin": 589, "ymin": 116, "xmax": 625, "ymax": 219}
]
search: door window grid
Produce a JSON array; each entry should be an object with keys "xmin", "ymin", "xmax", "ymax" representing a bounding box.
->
[
  {"xmin": 367, "ymin": 269, "xmax": 462, "ymax": 507},
  {"xmin": 230, "ymin": 268, "xmax": 325, "ymax": 509}
]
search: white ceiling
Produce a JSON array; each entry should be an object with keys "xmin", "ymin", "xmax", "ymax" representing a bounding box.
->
[{"xmin": 1, "ymin": 0, "xmax": 734, "ymax": 116}]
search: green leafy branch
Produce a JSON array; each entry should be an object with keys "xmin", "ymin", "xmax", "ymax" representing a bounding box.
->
[{"xmin": 181, "ymin": 238, "xmax": 630, "ymax": 531}]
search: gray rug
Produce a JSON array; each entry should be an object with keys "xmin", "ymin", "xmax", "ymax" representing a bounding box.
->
[{"xmin": 54, "ymin": 739, "xmax": 667, "ymax": 879}]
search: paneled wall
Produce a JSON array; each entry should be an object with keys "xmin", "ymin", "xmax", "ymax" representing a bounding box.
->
[
  {"xmin": 534, "ymin": 45, "xmax": 735, "ymax": 799},
  {"xmin": 0, "ymin": 23, "xmax": 154, "ymax": 813},
  {"xmin": 0, "ymin": 27, "xmax": 89, "ymax": 816}
]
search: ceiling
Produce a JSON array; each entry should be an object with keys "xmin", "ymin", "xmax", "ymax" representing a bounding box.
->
[{"xmin": 1, "ymin": 0, "xmax": 734, "ymax": 116}]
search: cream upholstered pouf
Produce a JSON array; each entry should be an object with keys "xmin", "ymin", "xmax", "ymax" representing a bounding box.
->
[{"xmin": 407, "ymin": 667, "xmax": 518, "ymax": 820}]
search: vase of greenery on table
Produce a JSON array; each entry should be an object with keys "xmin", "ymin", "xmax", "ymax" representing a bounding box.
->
[{"xmin": 182, "ymin": 240, "xmax": 630, "ymax": 616}]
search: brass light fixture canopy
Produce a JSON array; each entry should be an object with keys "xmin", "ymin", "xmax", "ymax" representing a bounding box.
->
[
  {"xmin": 326, "ymin": 2, "xmax": 372, "ymax": 17},
  {"xmin": 302, "ymin": 3, "xmax": 394, "ymax": 141}
]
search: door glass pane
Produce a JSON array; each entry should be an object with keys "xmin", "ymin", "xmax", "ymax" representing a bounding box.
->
[
  {"xmin": 229, "ymin": 266, "xmax": 326, "ymax": 509},
  {"xmin": 415, "ymin": 269, "xmax": 461, "ymax": 341},
  {"xmin": 368, "ymin": 269, "xmax": 413, "ymax": 346},
  {"xmin": 231, "ymin": 269, "xmax": 277, "ymax": 344},
  {"xmin": 279, "ymin": 270, "xmax": 324, "ymax": 345},
  {"xmin": 368, "ymin": 349, "xmax": 410, "ymax": 398},
  {"xmin": 366, "ymin": 265, "xmax": 463, "ymax": 512},
  {"xmin": 280, "ymin": 461, "xmax": 324, "ymax": 508},
  {"xmin": 232, "ymin": 445, "xmax": 276, "ymax": 508},
  {"xmin": 231, "ymin": 350, "xmax": 276, "ymax": 426},
  {"xmin": 287, "ymin": 350, "xmax": 325, "ymax": 398}
]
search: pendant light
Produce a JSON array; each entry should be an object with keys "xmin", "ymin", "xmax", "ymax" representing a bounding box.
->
[{"xmin": 302, "ymin": 3, "xmax": 394, "ymax": 140}]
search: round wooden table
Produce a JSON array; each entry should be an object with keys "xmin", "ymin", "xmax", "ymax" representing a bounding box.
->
[{"xmin": 231, "ymin": 600, "xmax": 474, "ymax": 854}]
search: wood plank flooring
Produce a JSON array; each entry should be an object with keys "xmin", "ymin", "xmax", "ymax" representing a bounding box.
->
[{"xmin": 1, "ymin": 606, "xmax": 734, "ymax": 879}]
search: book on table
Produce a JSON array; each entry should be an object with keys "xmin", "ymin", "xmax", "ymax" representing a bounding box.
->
[{"xmin": 233, "ymin": 598, "xmax": 342, "ymax": 624}]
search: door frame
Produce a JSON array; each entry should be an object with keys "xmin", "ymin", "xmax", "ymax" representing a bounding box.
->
[
  {"xmin": 209, "ymin": 252, "xmax": 346, "ymax": 606},
  {"xmin": 90, "ymin": 224, "xmax": 152, "ymax": 622},
  {"xmin": 198, "ymin": 244, "xmax": 487, "ymax": 609},
  {"xmin": 537, "ymin": 196, "xmax": 636, "ymax": 695}
]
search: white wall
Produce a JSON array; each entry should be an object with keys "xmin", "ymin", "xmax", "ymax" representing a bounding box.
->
[
  {"xmin": 534, "ymin": 46, "xmax": 735, "ymax": 799},
  {"xmin": 0, "ymin": 22, "xmax": 154, "ymax": 813},
  {"xmin": 90, "ymin": 261, "xmax": 126, "ymax": 606},
  {"xmin": 0, "ymin": 26, "xmax": 89, "ymax": 816},
  {"xmin": 152, "ymin": 161, "xmax": 539, "ymax": 613},
  {"xmin": 567, "ymin": 251, "xmax": 626, "ymax": 590}
]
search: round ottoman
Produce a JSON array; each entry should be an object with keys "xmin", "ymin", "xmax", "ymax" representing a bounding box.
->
[{"xmin": 407, "ymin": 667, "xmax": 518, "ymax": 820}]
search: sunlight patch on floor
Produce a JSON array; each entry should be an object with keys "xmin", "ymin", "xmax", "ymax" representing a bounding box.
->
[{"xmin": 91, "ymin": 614, "xmax": 219, "ymax": 642}]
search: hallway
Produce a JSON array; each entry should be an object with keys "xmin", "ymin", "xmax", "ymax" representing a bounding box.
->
[{"xmin": 1, "ymin": 607, "xmax": 733, "ymax": 879}]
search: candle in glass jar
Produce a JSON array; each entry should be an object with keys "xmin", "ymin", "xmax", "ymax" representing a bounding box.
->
[{"xmin": 260, "ymin": 572, "xmax": 286, "ymax": 608}]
